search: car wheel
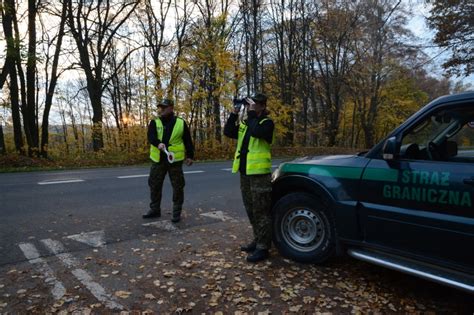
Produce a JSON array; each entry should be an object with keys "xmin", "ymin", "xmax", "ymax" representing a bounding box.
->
[{"xmin": 272, "ymin": 192, "xmax": 336, "ymax": 263}]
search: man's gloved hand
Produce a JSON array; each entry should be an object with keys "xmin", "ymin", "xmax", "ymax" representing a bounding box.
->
[{"xmin": 158, "ymin": 143, "xmax": 165, "ymax": 150}]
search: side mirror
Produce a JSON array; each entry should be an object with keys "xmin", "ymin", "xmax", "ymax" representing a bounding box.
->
[{"xmin": 383, "ymin": 136, "xmax": 399, "ymax": 160}]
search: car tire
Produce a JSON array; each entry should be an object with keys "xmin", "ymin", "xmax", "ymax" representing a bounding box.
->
[{"xmin": 272, "ymin": 192, "xmax": 336, "ymax": 264}]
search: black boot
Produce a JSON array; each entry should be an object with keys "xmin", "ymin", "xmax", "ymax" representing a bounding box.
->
[
  {"xmin": 171, "ymin": 206, "xmax": 181, "ymax": 223},
  {"xmin": 246, "ymin": 249, "xmax": 269, "ymax": 263},
  {"xmin": 240, "ymin": 241, "xmax": 257, "ymax": 252},
  {"xmin": 142, "ymin": 209, "xmax": 161, "ymax": 219}
]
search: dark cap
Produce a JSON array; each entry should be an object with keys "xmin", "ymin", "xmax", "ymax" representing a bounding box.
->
[
  {"xmin": 251, "ymin": 93, "xmax": 267, "ymax": 104},
  {"xmin": 158, "ymin": 99, "xmax": 174, "ymax": 107}
]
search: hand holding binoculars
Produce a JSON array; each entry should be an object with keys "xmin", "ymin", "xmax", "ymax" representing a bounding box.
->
[{"xmin": 233, "ymin": 97, "xmax": 255, "ymax": 112}]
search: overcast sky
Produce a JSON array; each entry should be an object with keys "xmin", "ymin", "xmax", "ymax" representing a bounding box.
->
[
  {"xmin": 1, "ymin": 1, "xmax": 473, "ymax": 126},
  {"xmin": 406, "ymin": 1, "xmax": 473, "ymax": 86}
]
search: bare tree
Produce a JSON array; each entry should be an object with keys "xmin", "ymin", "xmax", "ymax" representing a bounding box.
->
[
  {"xmin": 66, "ymin": 0, "xmax": 139, "ymax": 151},
  {"xmin": 311, "ymin": 1, "xmax": 359, "ymax": 146},
  {"xmin": 268, "ymin": 0, "xmax": 304, "ymax": 145},
  {"xmin": 349, "ymin": 0, "xmax": 410, "ymax": 147},
  {"xmin": 1, "ymin": 0, "xmax": 23, "ymax": 153},
  {"xmin": 138, "ymin": 0, "xmax": 172, "ymax": 100},
  {"xmin": 167, "ymin": 0, "xmax": 194, "ymax": 97},
  {"xmin": 40, "ymin": 0, "xmax": 68, "ymax": 157},
  {"xmin": 240, "ymin": 0, "xmax": 264, "ymax": 93},
  {"xmin": 22, "ymin": 0, "xmax": 40, "ymax": 156}
]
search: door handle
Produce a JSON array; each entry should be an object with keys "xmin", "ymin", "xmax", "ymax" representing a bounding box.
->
[{"xmin": 464, "ymin": 178, "xmax": 474, "ymax": 186}]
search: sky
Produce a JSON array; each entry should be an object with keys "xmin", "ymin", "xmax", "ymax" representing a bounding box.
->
[
  {"xmin": 406, "ymin": 1, "xmax": 474, "ymax": 87},
  {"xmin": 1, "ymin": 1, "xmax": 473, "ymax": 127}
]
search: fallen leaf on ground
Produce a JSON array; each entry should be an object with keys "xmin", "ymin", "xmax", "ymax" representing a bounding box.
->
[
  {"xmin": 289, "ymin": 305, "xmax": 302, "ymax": 312},
  {"xmin": 145, "ymin": 293, "xmax": 155, "ymax": 300},
  {"xmin": 114, "ymin": 291, "xmax": 131, "ymax": 299},
  {"xmin": 164, "ymin": 270, "xmax": 176, "ymax": 277},
  {"xmin": 203, "ymin": 251, "xmax": 220, "ymax": 257}
]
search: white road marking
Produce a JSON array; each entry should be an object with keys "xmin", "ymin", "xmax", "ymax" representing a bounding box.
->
[
  {"xmin": 222, "ymin": 165, "xmax": 277, "ymax": 171},
  {"xmin": 41, "ymin": 239, "xmax": 123, "ymax": 310},
  {"xmin": 200, "ymin": 211, "xmax": 237, "ymax": 222},
  {"xmin": 18, "ymin": 243, "xmax": 66, "ymax": 300},
  {"xmin": 117, "ymin": 174, "xmax": 148, "ymax": 179},
  {"xmin": 38, "ymin": 179, "xmax": 84, "ymax": 185},
  {"xmin": 183, "ymin": 170, "xmax": 205, "ymax": 174},
  {"xmin": 118, "ymin": 170, "xmax": 204, "ymax": 178},
  {"xmin": 142, "ymin": 220, "xmax": 178, "ymax": 231},
  {"xmin": 66, "ymin": 230, "xmax": 106, "ymax": 248}
]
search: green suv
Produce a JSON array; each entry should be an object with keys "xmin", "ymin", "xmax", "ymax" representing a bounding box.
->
[{"xmin": 271, "ymin": 92, "xmax": 474, "ymax": 293}]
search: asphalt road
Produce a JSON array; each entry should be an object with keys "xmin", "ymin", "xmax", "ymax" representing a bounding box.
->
[
  {"xmin": 0, "ymin": 160, "xmax": 282, "ymax": 266},
  {"xmin": 0, "ymin": 160, "xmax": 473, "ymax": 313}
]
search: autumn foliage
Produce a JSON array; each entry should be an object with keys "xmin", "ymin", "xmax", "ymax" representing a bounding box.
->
[{"xmin": 0, "ymin": 0, "xmax": 471, "ymax": 169}]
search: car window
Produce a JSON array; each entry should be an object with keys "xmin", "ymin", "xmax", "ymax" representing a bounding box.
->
[
  {"xmin": 399, "ymin": 106, "xmax": 474, "ymax": 163},
  {"xmin": 451, "ymin": 121, "xmax": 474, "ymax": 159}
]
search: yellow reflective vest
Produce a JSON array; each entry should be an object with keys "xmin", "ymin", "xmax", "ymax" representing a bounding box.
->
[
  {"xmin": 232, "ymin": 118, "xmax": 272, "ymax": 175},
  {"xmin": 149, "ymin": 117, "xmax": 185, "ymax": 163}
]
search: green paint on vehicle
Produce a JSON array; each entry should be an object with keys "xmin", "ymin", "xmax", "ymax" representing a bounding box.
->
[
  {"xmin": 281, "ymin": 164, "xmax": 363, "ymax": 179},
  {"xmin": 362, "ymin": 168, "xmax": 398, "ymax": 182},
  {"xmin": 281, "ymin": 164, "xmax": 399, "ymax": 183}
]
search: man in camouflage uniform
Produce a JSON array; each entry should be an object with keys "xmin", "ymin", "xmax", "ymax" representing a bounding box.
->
[
  {"xmin": 224, "ymin": 93, "xmax": 274, "ymax": 262},
  {"xmin": 143, "ymin": 99, "xmax": 194, "ymax": 223}
]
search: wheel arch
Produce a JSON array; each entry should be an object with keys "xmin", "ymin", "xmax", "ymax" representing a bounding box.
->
[{"xmin": 272, "ymin": 174, "xmax": 335, "ymax": 208}]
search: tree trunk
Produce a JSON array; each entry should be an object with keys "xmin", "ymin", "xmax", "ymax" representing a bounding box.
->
[
  {"xmin": 9, "ymin": 61, "xmax": 24, "ymax": 153},
  {"xmin": 0, "ymin": 124, "xmax": 6, "ymax": 155},
  {"xmin": 207, "ymin": 61, "xmax": 221, "ymax": 143},
  {"xmin": 91, "ymin": 100, "xmax": 104, "ymax": 151},
  {"xmin": 24, "ymin": 0, "xmax": 39, "ymax": 156},
  {"xmin": 41, "ymin": 0, "xmax": 67, "ymax": 158},
  {"xmin": 59, "ymin": 108, "xmax": 69, "ymax": 155},
  {"xmin": 2, "ymin": 0, "xmax": 24, "ymax": 153},
  {"xmin": 87, "ymin": 79, "xmax": 104, "ymax": 151}
]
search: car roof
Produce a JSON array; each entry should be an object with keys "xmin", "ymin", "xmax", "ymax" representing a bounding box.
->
[{"xmin": 430, "ymin": 91, "xmax": 474, "ymax": 107}]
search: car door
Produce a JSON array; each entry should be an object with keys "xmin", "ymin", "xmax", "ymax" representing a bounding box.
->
[{"xmin": 358, "ymin": 104, "xmax": 474, "ymax": 272}]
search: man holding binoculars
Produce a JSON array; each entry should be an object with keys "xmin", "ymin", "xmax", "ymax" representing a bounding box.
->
[{"xmin": 224, "ymin": 93, "xmax": 275, "ymax": 263}]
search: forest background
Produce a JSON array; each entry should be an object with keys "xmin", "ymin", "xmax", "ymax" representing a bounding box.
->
[{"xmin": 0, "ymin": 0, "xmax": 472, "ymax": 170}]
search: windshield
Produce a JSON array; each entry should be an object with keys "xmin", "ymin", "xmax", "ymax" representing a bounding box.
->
[{"xmin": 399, "ymin": 106, "xmax": 474, "ymax": 162}]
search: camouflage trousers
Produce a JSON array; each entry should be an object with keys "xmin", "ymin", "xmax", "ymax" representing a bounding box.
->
[
  {"xmin": 149, "ymin": 161, "xmax": 185, "ymax": 216},
  {"xmin": 240, "ymin": 173, "xmax": 272, "ymax": 250}
]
